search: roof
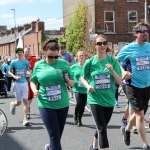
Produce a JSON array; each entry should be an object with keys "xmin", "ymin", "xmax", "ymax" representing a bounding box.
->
[{"xmin": 0, "ymin": 28, "xmax": 32, "ymax": 45}]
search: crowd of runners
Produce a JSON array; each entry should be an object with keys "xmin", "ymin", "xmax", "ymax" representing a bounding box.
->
[{"xmin": 0, "ymin": 22, "xmax": 150, "ymax": 150}]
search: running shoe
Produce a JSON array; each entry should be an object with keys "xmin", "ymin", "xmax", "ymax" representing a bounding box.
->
[
  {"xmin": 143, "ymin": 145, "xmax": 150, "ymax": 150},
  {"xmin": 132, "ymin": 125, "xmax": 137, "ymax": 134},
  {"xmin": 45, "ymin": 144, "xmax": 50, "ymax": 150},
  {"xmin": 10, "ymin": 102, "xmax": 15, "ymax": 115},
  {"xmin": 121, "ymin": 118, "xmax": 127, "ymax": 127},
  {"xmin": 85, "ymin": 105, "xmax": 91, "ymax": 113},
  {"xmin": 121, "ymin": 127, "xmax": 130, "ymax": 146},
  {"xmin": 90, "ymin": 144, "xmax": 98, "ymax": 150},
  {"xmin": 144, "ymin": 118, "xmax": 149, "ymax": 123},
  {"xmin": 27, "ymin": 114, "xmax": 30, "ymax": 119},
  {"xmin": 115, "ymin": 101, "xmax": 119, "ymax": 106},
  {"xmin": 23, "ymin": 120, "xmax": 29, "ymax": 126}
]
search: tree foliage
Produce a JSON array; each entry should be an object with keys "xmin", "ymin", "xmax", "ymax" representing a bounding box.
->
[
  {"xmin": 59, "ymin": 3, "xmax": 87, "ymax": 55},
  {"xmin": 40, "ymin": 31, "xmax": 47, "ymax": 50}
]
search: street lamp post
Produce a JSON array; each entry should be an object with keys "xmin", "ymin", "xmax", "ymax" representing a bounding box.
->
[{"xmin": 11, "ymin": 9, "xmax": 17, "ymax": 48}]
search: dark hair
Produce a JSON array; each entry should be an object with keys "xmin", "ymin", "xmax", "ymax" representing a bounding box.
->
[
  {"xmin": 42, "ymin": 38, "xmax": 59, "ymax": 51},
  {"xmin": 93, "ymin": 34, "xmax": 112, "ymax": 53},
  {"xmin": 132, "ymin": 22, "xmax": 148, "ymax": 32},
  {"xmin": 60, "ymin": 45, "xmax": 66, "ymax": 50}
]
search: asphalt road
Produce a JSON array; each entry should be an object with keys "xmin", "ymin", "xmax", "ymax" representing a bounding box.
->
[{"xmin": 0, "ymin": 92, "xmax": 150, "ymax": 150}]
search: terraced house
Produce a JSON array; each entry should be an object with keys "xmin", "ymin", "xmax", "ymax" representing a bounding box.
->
[{"xmin": 63, "ymin": 0, "xmax": 150, "ymax": 50}]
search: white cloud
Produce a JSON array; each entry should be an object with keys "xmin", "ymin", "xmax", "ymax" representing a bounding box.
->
[
  {"xmin": 44, "ymin": 18, "xmax": 63, "ymax": 30},
  {"xmin": 9, "ymin": 16, "xmax": 38, "ymax": 27},
  {"xmin": 1, "ymin": 14, "xmax": 13, "ymax": 18}
]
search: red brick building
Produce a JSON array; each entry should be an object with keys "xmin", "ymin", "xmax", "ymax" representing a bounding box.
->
[
  {"xmin": 0, "ymin": 19, "xmax": 44, "ymax": 58},
  {"xmin": 63, "ymin": 0, "xmax": 150, "ymax": 50}
]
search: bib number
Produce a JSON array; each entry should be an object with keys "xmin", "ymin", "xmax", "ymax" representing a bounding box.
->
[
  {"xmin": 136, "ymin": 56, "xmax": 150, "ymax": 71},
  {"xmin": 46, "ymin": 85, "xmax": 61, "ymax": 102},
  {"xmin": 95, "ymin": 74, "xmax": 111, "ymax": 90}
]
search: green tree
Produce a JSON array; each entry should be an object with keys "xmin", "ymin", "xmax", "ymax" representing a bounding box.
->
[
  {"xmin": 40, "ymin": 30, "xmax": 47, "ymax": 50},
  {"xmin": 59, "ymin": 3, "xmax": 87, "ymax": 55}
]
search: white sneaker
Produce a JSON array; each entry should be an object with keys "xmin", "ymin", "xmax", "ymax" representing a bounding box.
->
[
  {"xmin": 85, "ymin": 105, "xmax": 91, "ymax": 113},
  {"xmin": 10, "ymin": 102, "xmax": 15, "ymax": 115},
  {"xmin": 23, "ymin": 120, "xmax": 29, "ymax": 126},
  {"xmin": 45, "ymin": 144, "xmax": 50, "ymax": 150}
]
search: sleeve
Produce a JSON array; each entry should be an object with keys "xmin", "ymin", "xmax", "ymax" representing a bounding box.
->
[
  {"xmin": 69, "ymin": 54, "xmax": 72, "ymax": 63},
  {"xmin": 116, "ymin": 45, "xmax": 129, "ymax": 63},
  {"xmin": 80, "ymin": 59, "xmax": 91, "ymax": 79},
  {"xmin": 9, "ymin": 61, "xmax": 14, "ymax": 71},
  {"xmin": 113, "ymin": 58, "xmax": 122, "ymax": 77},
  {"xmin": 30, "ymin": 63, "xmax": 38, "ymax": 84},
  {"xmin": 1, "ymin": 65, "xmax": 4, "ymax": 72}
]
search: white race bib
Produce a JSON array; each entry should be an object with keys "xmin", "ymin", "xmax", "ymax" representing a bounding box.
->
[
  {"xmin": 136, "ymin": 56, "xmax": 150, "ymax": 71},
  {"xmin": 46, "ymin": 85, "xmax": 61, "ymax": 102},
  {"xmin": 95, "ymin": 74, "xmax": 111, "ymax": 90},
  {"xmin": 16, "ymin": 69, "xmax": 25, "ymax": 77}
]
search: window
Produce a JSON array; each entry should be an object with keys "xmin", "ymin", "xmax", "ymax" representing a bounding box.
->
[
  {"xmin": 104, "ymin": 11, "xmax": 115, "ymax": 33},
  {"xmin": 128, "ymin": 11, "xmax": 138, "ymax": 32},
  {"xmin": 127, "ymin": 0, "xmax": 138, "ymax": 2}
]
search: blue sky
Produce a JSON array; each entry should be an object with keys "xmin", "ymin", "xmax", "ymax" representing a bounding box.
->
[{"xmin": 0, "ymin": 0, "xmax": 63, "ymax": 30}]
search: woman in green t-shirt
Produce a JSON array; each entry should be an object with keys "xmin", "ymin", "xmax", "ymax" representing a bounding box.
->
[
  {"xmin": 80, "ymin": 35, "xmax": 122, "ymax": 150},
  {"xmin": 70, "ymin": 51, "xmax": 87, "ymax": 127},
  {"xmin": 30, "ymin": 39, "xmax": 74, "ymax": 150}
]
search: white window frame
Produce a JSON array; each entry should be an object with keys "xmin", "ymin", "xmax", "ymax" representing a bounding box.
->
[
  {"xmin": 127, "ymin": 0, "xmax": 138, "ymax": 2},
  {"xmin": 104, "ymin": 11, "xmax": 115, "ymax": 33},
  {"xmin": 128, "ymin": 11, "xmax": 138, "ymax": 33}
]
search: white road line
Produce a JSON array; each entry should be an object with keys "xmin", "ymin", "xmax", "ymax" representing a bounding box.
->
[{"xmin": 70, "ymin": 101, "xmax": 76, "ymax": 104}]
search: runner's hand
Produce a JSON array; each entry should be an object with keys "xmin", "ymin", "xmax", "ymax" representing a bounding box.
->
[
  {"xmin": 105, "ymin": 64, "xmax": 114, "ymax": 72},
  {"xmin": 33, "ymin": 90, "xmax": 40, "ymax": 97},
  {"xmin": 15, "ymin": 76, "xmax": 21, "ymax": 80},
  {"xmin": 122, "ymin": 71, "xmax": 132, "ymax": 80},
  {"xmin": 87, "ymin": 85, "xmax": 94, "ymax": 93}
]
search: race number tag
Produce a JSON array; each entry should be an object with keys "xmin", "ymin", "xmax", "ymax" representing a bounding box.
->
[
  {"xmin": 78, "ymin": 79, "xmax": 85, "ymax": 87},
  {"xmin": 16, "ymin": 69, "xmax": 25, "ymax": 77},
  {"xmin": 136, "ymin": 56, "xmax": 150, "ymax": 71},
  {"xmin": 0, "ymin": 109, "xmax": 8, "ymax": 138},
  {"xmin": 95, "ymin": 74, "xmax": 111, "ymax": 90},
  {"xmin": 46, "ymin": 85, "xmax": 61, "ymax": 102}
]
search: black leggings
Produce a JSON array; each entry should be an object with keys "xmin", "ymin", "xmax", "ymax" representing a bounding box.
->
[
  {"xmin": 90, "ymin": 104, "xmax": 114, "ymax": 149},
  {"xmin": 74, "ymin": 92, "xmax": 87, "ymax": 121},
  {"xmin": 39, "ymin": 107, "xmax": 69, "ymax": 150},
  {"xmin": 6, "ymin": 76, "xmax": 13, "ymax": 91}
]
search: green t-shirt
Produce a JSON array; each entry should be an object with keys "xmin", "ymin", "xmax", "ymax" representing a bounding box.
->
[
  {"xmin": 31, "ymin": 59, "xmax": 73, "ymax": 109},
  {"xmin": 70, "ymin": 64, "xmax": 87, "ymax": 94},
  {"xmin": 81, "ymin": 55, "xmax": 122, "ymax": 107}
]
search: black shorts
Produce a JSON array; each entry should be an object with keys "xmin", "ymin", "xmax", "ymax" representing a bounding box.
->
[{"xmin": 126, "ymin": 85, "xmax": 150, "ymax": 113}]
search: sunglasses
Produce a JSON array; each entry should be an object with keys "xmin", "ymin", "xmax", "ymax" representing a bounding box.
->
[
  {"xmin": 136, "ymin": 30, "xmax": 149, "ymax": 33},
  {"xmin": 95, "ymin": 41, "xmax": 107, "ymax": 46},
  {"xmin": 48, "ymin": 56, "xmax": 59, "ymax": 59}
]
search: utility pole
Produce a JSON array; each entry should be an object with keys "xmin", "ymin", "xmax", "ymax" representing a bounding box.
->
[{"xmin": 11, "ymin": 9, "xmax": 17, "ymax": 48}]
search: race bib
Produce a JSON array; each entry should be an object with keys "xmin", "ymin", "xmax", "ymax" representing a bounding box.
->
[
  {"xmin": 136, "ymin": 56, "xmax": 150, "ymax": 71},
  {"xmin": 16, "ymin": 69, "xmax": 25, "ymax": 77},
  {"xmin": 46, "ymin": 85, "xmax": 61, "ymax": 102},
  {"xmin": 78, "ymin": 79, "xmax": 85, "ymax": 87},
  {"xmin": 95, "ymin": 74, "xmax": 111, "ymax": 90}
]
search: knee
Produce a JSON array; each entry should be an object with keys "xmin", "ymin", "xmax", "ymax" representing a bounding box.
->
[
  {"xmin": 136, "ymin": 112, "xmax": 144, "ymax": 122},
  {"xmin": 16, "ymin": 101, "xmax": 21, "ymax": 106},
  {"xmin": 23, "ymin": 100, "xmax": 29, "ymax": 106}
]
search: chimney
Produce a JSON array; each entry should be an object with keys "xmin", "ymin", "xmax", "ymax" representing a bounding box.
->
[
  {"xmin": 24, "ymin": 24, "xmax": 31, "ymax": 31},
  {"xmin": 31, "ymin": 21, "xmax": 36, "ymax": 31},
  {"xmin": 11, "ymin": 28, "xmax": 14, "ymax": 34},
  {"xmin": 6, "ymin": 30, "xmax": 11, "ymax": 35},
  {"xmin": 0, "ymin": 32, "xmax": 6, "ymax": 37},
  {"xmin": 36, "ymin": 19, "xmax": 45, "ymax": 32},
  {"xmin": 17, "ymin": 26, "xmax": 23, "ymax": 33}
]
